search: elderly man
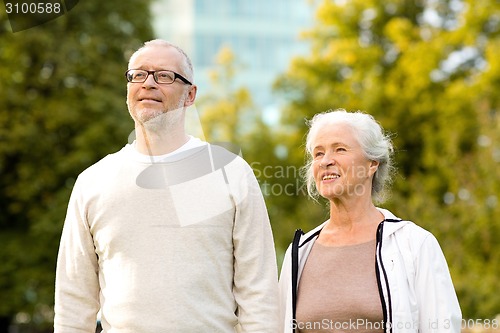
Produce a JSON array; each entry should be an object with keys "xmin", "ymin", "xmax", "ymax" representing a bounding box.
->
[{"xmin": 54, "ymin": 39, "xmax": 279, "ymax": 332}]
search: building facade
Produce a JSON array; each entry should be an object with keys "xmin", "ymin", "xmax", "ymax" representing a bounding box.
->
[{"xmin": 151, "ymin": 0, "xmax": 314, "ymax": 110}]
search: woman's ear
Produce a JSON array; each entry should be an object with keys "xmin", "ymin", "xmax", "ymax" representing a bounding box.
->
[{"xmin": 368, "ymin": 160, "xmax": 379, "ymax": 178}]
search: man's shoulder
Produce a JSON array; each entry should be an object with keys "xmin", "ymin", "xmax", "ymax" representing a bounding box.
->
[
  {"xmin": 206, "ymin": 143, "xmax": 253, "ymax": 175},
  {"xmin": 78, "ymin": 146, "xmax": 128, "ymax": 179},
  {"xmin": 208, "ymin": 142, "xmax": 246, "ymax": 165}
]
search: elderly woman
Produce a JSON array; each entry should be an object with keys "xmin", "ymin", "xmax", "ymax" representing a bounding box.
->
[{"xmin": 279, "ymin": 109, "xmax": 461, "ymax": 333}]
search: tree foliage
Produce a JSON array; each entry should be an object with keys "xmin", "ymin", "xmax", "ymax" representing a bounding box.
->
[
  {"xmin": 2, "ymin": 0, "xmax": 500, "ymax": 326},
  {"xmin": 196, "ymin": 47, "xmax": 305, "ymax": 264},
  {"xmin": 0, "ymin": 1, "xmax": 153, "ymax": 327},
  {"xmin": 198, "ymin": 47, "xmax": 257, "ymax": 144},
  {"xmin": 273, "ymin": 0, "xmax": 500, "ymax": 318}
]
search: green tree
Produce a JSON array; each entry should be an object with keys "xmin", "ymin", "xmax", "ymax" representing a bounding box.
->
[
  {"xmin": 198, "ymin": 46, "xmax": 257, "ymax": 145},
  {"xmin": 0, "ymin": 2, "xmax": 153, "ymax": 328},
  {"xmin": 197, "ymin": 47, "xmax": 302, "ymax": 262},
  {"xmin": 275, "ymin": 0, "xmax": 500, "ymax": 318}
]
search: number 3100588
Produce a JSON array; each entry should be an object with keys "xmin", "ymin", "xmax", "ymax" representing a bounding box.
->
[{"xmin": 5, "ymin": 2, "xmax": 62, "ymax": 14}]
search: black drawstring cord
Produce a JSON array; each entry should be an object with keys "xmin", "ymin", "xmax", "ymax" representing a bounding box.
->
[{"xmin": 291, "ymin": 229, "xmax": 303, "ymax": 333}]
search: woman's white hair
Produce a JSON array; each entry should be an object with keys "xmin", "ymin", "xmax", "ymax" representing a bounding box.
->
[{"xmin": 302, "ymin": 108, "xmax": 395, "ymax": 203}]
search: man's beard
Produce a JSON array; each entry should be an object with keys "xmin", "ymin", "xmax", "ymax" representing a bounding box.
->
[
  {"xmin": 140, "ymin": 107, "xmax": 185, "ymax": 133},
  {"xmin": 132, "ymin": 99, "xmax": 185, "ymax": 133}
]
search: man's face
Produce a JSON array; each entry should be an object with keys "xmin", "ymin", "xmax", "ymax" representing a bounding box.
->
[{"xmin": 126, "ymin": 46, "xmax": 196, "ymax": 126}]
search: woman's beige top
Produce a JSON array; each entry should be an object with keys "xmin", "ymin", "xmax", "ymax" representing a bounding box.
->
[{"xmin": 296, "ymin": 239, "xmax": 384, "ymax": 333}]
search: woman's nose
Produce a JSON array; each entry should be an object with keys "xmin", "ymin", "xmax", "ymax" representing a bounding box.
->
[{"xmin": 319, "ymin": 154, "xmax": 335, "ymax": 168}]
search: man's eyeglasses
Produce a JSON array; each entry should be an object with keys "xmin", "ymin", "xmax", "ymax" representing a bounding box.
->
[{"xmin": 125, "ymin": 69, "xmax": 192, "ymax": 85}]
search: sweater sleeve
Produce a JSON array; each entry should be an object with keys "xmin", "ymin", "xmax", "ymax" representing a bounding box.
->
[
  {"xmin": 54, "ymin": 177, "xmax": 100, "ymax": 333},
  {"xmin": 229, "ymin": 160, "xmax": 280, "ymax": 332},
  {"xmin": 414, "ymin": 233, "xmax": 461, "ymax": 333}
]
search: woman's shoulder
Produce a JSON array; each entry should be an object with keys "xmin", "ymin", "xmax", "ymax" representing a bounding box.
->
[
  {"xmin": 379, "ymin": 208, "xmax": 437, "ymax": 250},
  {"xmin": 389, "ymin": 220, "xmax": 444, "ymax": 257},
  {"xmin": 400, "ymin": 221, "xmax": 433, "ymax": 241},
  {"xmin": 379, "ymin": 208, "xmax": 432, "ymax": 238}
]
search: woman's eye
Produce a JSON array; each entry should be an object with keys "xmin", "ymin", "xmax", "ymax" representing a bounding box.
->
[{"xmin": 314, "ymin": 152, "xmax": 324, "ymax": 157}]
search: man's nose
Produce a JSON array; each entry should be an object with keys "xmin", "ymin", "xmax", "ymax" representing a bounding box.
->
[{"xmin": 142, "ymin": 73, "xmax": 157, "ymax": 88}]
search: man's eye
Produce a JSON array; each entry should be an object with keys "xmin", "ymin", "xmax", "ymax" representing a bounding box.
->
[{"xmin": 158, "ymin": 72, "xmax": 174, "ymax": 80}]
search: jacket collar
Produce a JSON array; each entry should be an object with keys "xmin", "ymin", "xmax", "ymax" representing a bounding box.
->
[
  {"xmin": 298, "ymin": 207, "xmax": 407, "ymax": 247},
  {"xmin": 377, "ymin": 207, "xmax": 408, "ymax": 237}
]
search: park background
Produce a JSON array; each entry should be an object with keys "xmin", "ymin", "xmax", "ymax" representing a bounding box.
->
[{"xmin": 1, "ymin": 0, "xmax": 499, "ymax": 331}]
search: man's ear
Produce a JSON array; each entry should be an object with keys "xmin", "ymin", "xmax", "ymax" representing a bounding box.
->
[{"xmin": 184, "ymin": 85, "xmax": 197, "ymax": 107}]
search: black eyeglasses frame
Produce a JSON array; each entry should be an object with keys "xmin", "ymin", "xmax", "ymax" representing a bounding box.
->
[{"xmin": 125, "ymin": 69, "xmax": 192, "ymax": 86}]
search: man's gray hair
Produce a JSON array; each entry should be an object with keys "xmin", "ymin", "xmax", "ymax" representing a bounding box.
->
[{"xmin": 128, "ymin": 39, "xmax": 194, "ymax": 82}]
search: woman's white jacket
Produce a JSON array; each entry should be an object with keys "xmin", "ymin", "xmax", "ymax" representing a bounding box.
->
[{"xmin": 278, "ymin": 208, "xmax": 461, "ymax": 333}]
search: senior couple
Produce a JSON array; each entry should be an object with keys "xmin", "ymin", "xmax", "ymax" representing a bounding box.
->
[{"xmin": 54, "ymin": 40, "xmax": 461, "ymax": 333}]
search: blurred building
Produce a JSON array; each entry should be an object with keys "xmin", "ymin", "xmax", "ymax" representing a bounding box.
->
[{"xmin": 151, "ymin": 0, "xmax": 314, "ymax": 117}]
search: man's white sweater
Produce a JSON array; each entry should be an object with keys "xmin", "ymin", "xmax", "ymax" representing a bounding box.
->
[{"xmin": 54, "ymin": 140, "xmax": 279, "ymax": 332}]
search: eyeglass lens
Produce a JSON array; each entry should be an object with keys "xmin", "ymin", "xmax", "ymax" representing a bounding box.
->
[{"xmin": 127, "ymin": 70, "xmax": 175, "ymax": 84}]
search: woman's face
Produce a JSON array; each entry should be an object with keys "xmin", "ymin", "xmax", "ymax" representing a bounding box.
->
[{"xmin": 311, "ymin": 123, "xmax": 379, "ymax": 202}]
